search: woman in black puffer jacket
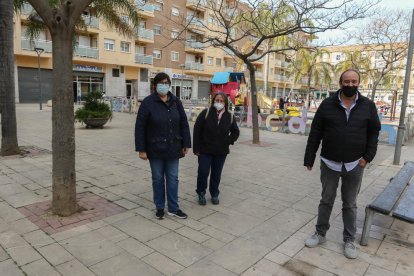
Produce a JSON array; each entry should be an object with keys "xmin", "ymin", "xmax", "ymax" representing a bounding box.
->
[{"xmin": 193, "ymin": 92, "xmax": 239, "ymax": 205}]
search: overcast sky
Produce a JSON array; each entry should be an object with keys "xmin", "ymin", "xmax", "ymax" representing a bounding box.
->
[{"xmin": 315, "ymin": 0, "xmax": 414, "ymax": 44}]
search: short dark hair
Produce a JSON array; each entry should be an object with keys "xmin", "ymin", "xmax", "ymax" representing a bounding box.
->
[
  {"xmin": 211, "ymin": 92, "xmax": 229, "ymax": 111},
  {"xmin": 153, "ymin": 72, "xmax": 171, "ymax": 86},
  {"xmin": 339, "ymin": 69, "xmax": 360, "ymax": 84}
]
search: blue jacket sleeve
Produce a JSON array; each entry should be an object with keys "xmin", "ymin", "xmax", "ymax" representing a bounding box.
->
[
  {"xmin": 176, "ymin": 100, "xmax": 192, "ymax": 148},
  {"xmin": 135, "ymin": 101, "xmax": 149, "ymax": 152}
]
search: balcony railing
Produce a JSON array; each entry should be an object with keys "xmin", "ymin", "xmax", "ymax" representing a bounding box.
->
[
  {"xmin": 255, "ymin": 71, "xmax": 263, "ymax": 78},
  {"xmin": 187, "ymin": 0, "xmax": 207, "ymax": 6},
  {"xmin": 186, "ymin": 16, "xmax": 205, "ymax": 28},
  {"xmin": 251, "ymin": 54, "xmax": 264, "ymax": 62},
  {"xmin": 281, "ymin": 61, "xmax": 290, "ymax": 68},
  {"xmin": 137, "ymin": 28, "xmax": 154, "ymax": 40},
  {"xmin": 185, "ymin": 62, "xmax": 204, "ymax": 71},
  {"xmin": 21, "ymin": 3, "xmax": 34, "ymax": 14},
  {"xmin": 135, "ymin": 53, "xmax": 153, "ymax": 65},
  {"xmin": 74, "ymin": 45, "xmax": 99, "ymax": 59},
  {"xmin": 81, "ymin": 15, "xmax": 99, "ymax": 29},
  {"xmin": 224, "ymin": 67, "xmax": 234, "ymax": 72},
  {"xmin": 185, "ymin": 40, "xmax": 204, "ymax": 49},
  {"xmin": 135, "ymin": 1, "xmax": 155, "ymax": 13},
  {"xmin": 21, "ymin": 37, "xmax": 52, "ymax": 53}
]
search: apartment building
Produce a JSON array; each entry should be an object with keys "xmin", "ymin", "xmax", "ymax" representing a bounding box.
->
[
  {"xmin": 322, "ymin": 45, "xmax": 414, "ymax": 104},
  {"xmin": 13, "ymin": 0, "xmax": 297, "ymax": 103}
]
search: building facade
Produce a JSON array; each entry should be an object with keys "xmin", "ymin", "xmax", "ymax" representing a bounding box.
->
[{"xmin": 13, "ymin": 0, "xmax": 299, "ymax": 103}]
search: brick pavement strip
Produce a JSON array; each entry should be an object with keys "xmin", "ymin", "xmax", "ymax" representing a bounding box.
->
[{"xmin": 1, "ymin": 105, "xmax": 414, "ymax": 274}]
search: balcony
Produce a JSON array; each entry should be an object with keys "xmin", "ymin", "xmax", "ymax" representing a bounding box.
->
[
  {"xmin": 223, "ymin": 49, "xmax": 235, "ymax": 59},
  {"xmin": 136, "ymin": 28, "xmax": 154, "ymax": 43},
  {"xmin": 250, "ymin": 54, "xmax": 264, "ymax": 64},
  {"xmin": 135, "ymin": 53, "xmax": 153, "ymax": 65},
  {"xmin": 186, "ymin": 0, "xmax": 207, "ymax": 12},
  {"xmin": 224, "ymin": 8, "xmax": 237, "ymax": 21},
  {"xmin": 135, "ymin": 1, "xmax": 155, "ymax": 18},
  {"xmin": 74, "ymin": 45, "xmax": 99, "ymax": 59},
  {"xmin": 185, "ymin": 62, "xmax": 204, "ymax": 71},
  {"xmin": 255, "ymin": 71, "xmax": 263, "ymax": 79},
  {"xmin": 275, "ymin": 74, "xmax": 291, "ymax": 82},
  {"xmin": 21, "ymin": 37, "xmax": 52, "ymax": 53},
  {"xmin": 185, "ymin": 40, "xmax": 204, "ymax": 54},
  {"xmin": 281, "ymin": 61, "xmax": 290, "ymax": 68},
  {"xmin": 21, "ymin": 3, "xmax": 34, "ymax": 14},
  {"xmin": 81, "ymin": 15, "xmax": 99, "ymax": 29},
  {"xmin": 186, "ymin": 16, "xmax": 205, "ymax": 34}
]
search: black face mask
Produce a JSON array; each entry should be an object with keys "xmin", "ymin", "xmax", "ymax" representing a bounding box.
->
[{"xmin": 341, "ymin": 86, "xmax": 358, "ymax": 97}]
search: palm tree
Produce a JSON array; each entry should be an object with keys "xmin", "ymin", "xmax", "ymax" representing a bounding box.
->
[
  {"xmin": 0, "ymin": 0, "xmax": 19, "ymax": 156},
  {"xmin": 22, "ymin": 0, "xmax": 139, "ymax": 216},
  {"xmin": 290, "ymin": 48, "xmax": 333, "ymax": 108}
]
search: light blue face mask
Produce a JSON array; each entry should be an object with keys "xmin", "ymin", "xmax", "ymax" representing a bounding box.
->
[{"xmin": 156, "ymin": 83, "xmax": 170, "ymax": 95}]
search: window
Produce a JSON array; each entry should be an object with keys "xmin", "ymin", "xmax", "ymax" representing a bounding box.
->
[
  {"xmin": 171, "ymin": 51, "xmax": 179, "ymax": 61},
  {"xmin": 121, "ymin": 15, "xmax": 129, "ymax": 24},
  {"xmin": 120, "ymin": 41, "xmax": 130, "ymax": 53},
  {"xmin": 104, "ymin": 39, "xmax": 115, "ymax": 51},
  {"xmin": 171, "ymin": 7, "xmax": 179, "ymax": 16},
  {"xmin": 207, "ymin": 56, "xmax": 213, "ymax": 65},
  {"xmin": 208, "ymin": 16, "xmax": 214, "ymax": 24},
  {"xmin": 216, "ymin": 58, "xmax": 222, "ymax": 67},
  {"xmin": 154, "ymin": 25, "xmax": 161, "ymax": 35},
  {"xmin": 154, "ymin": 3, "xmax": 163, "ymax": 11},
  {"xmin": 154, "ymin": 0, "xmax": 163, "ymax": 11},
  {"xmin": 112, "ymin": 68, "xmax": 120, "ymax": 77},
  {"xmin": 153, "ymin": 49, "xmax": 161, "ymax": 59},
  {"xmin": 335, "ymin": 54, "xmax": 341, "ymax": 61},
  {"xmin": 171, "ymin": 30, "xmax": 179, "ymax": 39}
]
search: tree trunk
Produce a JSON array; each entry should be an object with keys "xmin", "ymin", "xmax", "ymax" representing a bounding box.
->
[
  {"xmin": 306, "ymin": 71, "xmax": 312, "ymax": 109},
  {"xmin": 0, "ymin": 0, "xmax": 19, "ymax": 156},
  {"xmin": 248, "ymin": 64, "xmax": 260, "ymax": 144},
  {"xmin": 51, "ymin": 31, "xmax": 78, "ymax": 216},
  {"xmin": 370, "ymin": 81, "xmax": 379, "ymax": 102}
]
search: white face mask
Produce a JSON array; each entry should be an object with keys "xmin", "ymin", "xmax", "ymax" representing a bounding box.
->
[
  {"xmin": 214, "ymin": 102, "xmax": 225, "ymax": 111},
  {"xmin": 156, "ymin": 83, "xmax": 170, "ymax": 95}
]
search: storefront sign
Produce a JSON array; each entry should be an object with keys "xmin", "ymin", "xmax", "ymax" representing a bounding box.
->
[
  {"xmin": 150, "ymin": 71, "xmax": 192, "ymax": 80},
  {"xmin": 73, "ymin": 64, "xmax": 103, "ymax": 72}
]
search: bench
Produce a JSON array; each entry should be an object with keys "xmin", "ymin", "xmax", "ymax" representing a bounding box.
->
[{"xmin": 360, "ymin": 161, "xmax": 414, "ymax": 245}]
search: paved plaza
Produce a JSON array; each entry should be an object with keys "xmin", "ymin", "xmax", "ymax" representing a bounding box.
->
[{"xmin": 0, "ymin": 104, "xmax": 414, "ymax": 275}]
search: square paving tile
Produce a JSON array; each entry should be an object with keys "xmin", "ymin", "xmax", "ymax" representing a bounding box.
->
[
  {"xmin": 147, "ymin": 232, "xmax": 212, "ymax": 267},
  {"xmin": 17, "ymin": 192, "xmax": 127, "ymax": 234}
]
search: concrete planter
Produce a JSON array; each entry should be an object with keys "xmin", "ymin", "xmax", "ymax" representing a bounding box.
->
[{"xmin": 83, "ymin": 117, "xmax": 110, "ymax": 128}]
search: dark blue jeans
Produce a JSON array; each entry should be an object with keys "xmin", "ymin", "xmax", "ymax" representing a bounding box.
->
[
  {"xmin": 196, "ymin": 154, "xmax": 227, "ymax": 198},
  {"xmin": 316, "ymin": 161, "xmax": 364, "ymax": 242},
  {"xmin": 149, "ymin": 158, "xmax": 179, "ymax": 212}
]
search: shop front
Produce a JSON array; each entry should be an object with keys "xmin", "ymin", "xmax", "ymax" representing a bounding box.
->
[{"xmin": 72, "ymin": 64, "xmax": 105, "ymax": 102}]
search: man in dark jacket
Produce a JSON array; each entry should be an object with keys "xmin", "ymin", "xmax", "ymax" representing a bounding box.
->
[{"xmin": 303, "ymin": 69, "xmax": 381, "ymax": 259}]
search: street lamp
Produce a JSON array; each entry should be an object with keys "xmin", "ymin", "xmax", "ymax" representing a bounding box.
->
[{"xmin": 34, "ymin": 47, "xmax": 44, "ymax": 110}]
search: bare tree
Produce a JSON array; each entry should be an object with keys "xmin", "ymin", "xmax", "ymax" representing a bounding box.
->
[
  {"xmin": 355, "ymin": 9, "xmax": 411, "ymax": 101},
  {"xmin": 178, "ymin": 0, "xmax": 376, "ymax": 144},
  {"xmin": 0, "ymin": 0, "xmax": 19, "ymax": 156}
]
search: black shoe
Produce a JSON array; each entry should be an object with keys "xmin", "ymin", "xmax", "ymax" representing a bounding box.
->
[
  {"xmin": 198, "ymin": 193, "xmax": 206, "ymax": 205},
  {"xmin": 156, "ymin": 209, "xmax": 164, "ymax": 219},
  {"xmin": 167, "ymin": 209, "xmax": 188, "ymax": 219},
  {"xmin": 211, "ymin": 197, "xmax": 219, "ymax": 205}
]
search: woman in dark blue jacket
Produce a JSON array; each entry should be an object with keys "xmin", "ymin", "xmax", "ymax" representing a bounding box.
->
[
  {"xmin": 193, "ymin": 92, "xmax": 239, "ymax": 205},
  {"xmin": 135, "ymin": 72, "xmax": 191, "ymax": 219}
]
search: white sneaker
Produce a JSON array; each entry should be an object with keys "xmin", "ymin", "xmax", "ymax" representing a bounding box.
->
[
  {"xmin": 305, "ymin": 232, "xmax": 326, "ymax": 248},
  {"xmin": 344, "ymin": 241, "xmax": 358, "ymax": 259}
]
